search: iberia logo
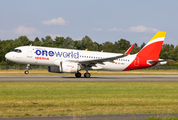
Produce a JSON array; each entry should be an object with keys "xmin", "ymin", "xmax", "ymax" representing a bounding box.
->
[
  {"xmin": 35, "ymin": 57, "xmax": 49, "ymax": 60},
  {"xmin": 67, "ymin": 65, "xmax": 74, "ymax": 68}
]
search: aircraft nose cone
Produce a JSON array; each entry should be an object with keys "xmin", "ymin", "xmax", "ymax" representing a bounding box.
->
[{"xmin": 5, "ymin": 53, "xmax": 11, "ymax": 60}]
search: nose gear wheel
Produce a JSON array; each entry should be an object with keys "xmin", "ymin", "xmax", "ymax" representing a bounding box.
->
[{"xmin": 24, "ymin": 64, "xmax": 30, "ymax": 74}]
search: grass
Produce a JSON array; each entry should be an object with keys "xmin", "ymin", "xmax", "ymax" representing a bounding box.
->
[
  {"xmin": 146, "ymin": 117, "xmax": 178, "ymax": 120},
  {"xmin": 0, "ymin": 69, "xmax": 178, "ymax": 76},
  {"xmin": 0, "ymin": 82, "xmax": 178, "ymax": 117}
]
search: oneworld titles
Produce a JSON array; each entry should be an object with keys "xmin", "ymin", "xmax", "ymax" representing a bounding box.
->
[{"xmin": 35, "ymin": 49, "xmax": 79, "ymax": 59}]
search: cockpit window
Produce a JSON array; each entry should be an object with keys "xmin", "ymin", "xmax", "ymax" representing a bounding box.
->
[{"xmin": 13, "ymin": 49, "xmax": 22, "ymax": 53}]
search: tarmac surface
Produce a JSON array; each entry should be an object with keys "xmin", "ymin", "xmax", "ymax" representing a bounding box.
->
[
  {"xmin": 1, "ymin": 75, "xmax": 178, "ymax": 120},
  {"xmin": 1, "ymin": 114, "xmax": 178, "ymax": 120},
  {"xmin": 0, "ymin": 75, "xmax": 178, "ymax": 82}
]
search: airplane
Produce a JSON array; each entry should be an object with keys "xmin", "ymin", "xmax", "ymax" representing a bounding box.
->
[{"xmin": 5, "ymin": 31, "xmax": 167, "ymax": 78}]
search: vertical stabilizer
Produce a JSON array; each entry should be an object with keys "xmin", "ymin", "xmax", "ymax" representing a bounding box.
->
[
  {"xmin": 124, "ymin": 31, "xmax": 167, "ymax": 71},
  {"xmin": 137, "ymin": 31, "xmax": 166, "ymax": 60}
]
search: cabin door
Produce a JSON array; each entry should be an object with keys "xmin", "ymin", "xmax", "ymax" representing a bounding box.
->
[
  {"xmin": 27, "ymin": 47, "xmax": 32, "ymax": 58},
  {"xmin": 134, "ymin": 57, "xmax": 139, "ymax": 67}
]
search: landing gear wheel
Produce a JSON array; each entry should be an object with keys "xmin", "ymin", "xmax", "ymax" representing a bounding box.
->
[
  {"xmin": 75, "ymin": 73, "xmax": 81, "ymax": 78},
  {"xmin": 24, "ymin": 64, "xmax": 30, "ymax": 74},
  {"xmin": 24, "ymin": 70, "xmax": 29, "ymax": 74},
  {"xmin": 84, "ymin": 73, "xmax": 91, "ymax": 78}
]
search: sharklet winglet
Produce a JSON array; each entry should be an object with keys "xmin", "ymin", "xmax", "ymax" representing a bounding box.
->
[{"xmin": 125, "ymin": 44, "xmax": 134, "ymax": 55}]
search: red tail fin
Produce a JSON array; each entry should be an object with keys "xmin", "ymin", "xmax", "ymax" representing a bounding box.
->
[
  {"xmin": 124, "ymin": 31, "xmax": 166, "ymax": 71},
  {"xmin": 137, "ymin": 31, "xmax": 166, "ymax": 60}
]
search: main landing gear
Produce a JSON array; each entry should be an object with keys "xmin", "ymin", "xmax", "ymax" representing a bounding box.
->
[
  {"xmin": 75, "ymin": 70, "xmax": 91, "ymax": 78},
  {"xmin": 75, "ymin": 72, "xmax": 81, "ymax": 78},
  {"xmin": 24, "ymin": 64, "xmax": 30, "ymax": 74},
  {"xmin": 84, "ymin": 73, "xmax": 91, "ymax": 78},
  {"xmin": 84, "ymin": 70, "xmax": 91, "ymax": 78}
]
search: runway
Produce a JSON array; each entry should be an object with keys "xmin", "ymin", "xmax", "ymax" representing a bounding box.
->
[
  {"xmin": 0, "ymin": 75, "xmax": 178, "ymax": 82},
  {"xmin": 1, "ymin": 114, "xmax": 178, "ymax": 120}
]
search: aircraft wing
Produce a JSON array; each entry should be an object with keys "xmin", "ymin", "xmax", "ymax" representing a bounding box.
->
[
  {"xmin": 67, "ymin": 45, "xmax": 135, "ymax": 65},
  {"xmin": 68, "ymin": 54, "xmax": 127, "ymax": 65},
  {"xmin": 77, "ymin": 44, "xmax": 134, "ymax": 65}
]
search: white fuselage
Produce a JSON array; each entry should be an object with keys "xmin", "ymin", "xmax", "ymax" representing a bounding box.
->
[{"xmin": 5, "ymin": 46, "xmax": 137, "ymax": 71}]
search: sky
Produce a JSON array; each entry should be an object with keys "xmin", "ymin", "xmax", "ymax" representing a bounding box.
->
[{"xmin": 0, "ymin": 0, "xmax": 177, "ymax": 46}]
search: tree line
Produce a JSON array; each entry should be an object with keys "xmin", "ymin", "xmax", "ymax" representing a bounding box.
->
[{"xmin": 0, "ymin": 35, "xmax": 178, "ymax": 66}]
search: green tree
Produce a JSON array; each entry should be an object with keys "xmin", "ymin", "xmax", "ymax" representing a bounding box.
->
[
  {"xmin": 74, "ymin": 40, "xmax": 79, "ymax": 49},
  {"xmin": 140, "ymin": 42, "xmax": 146, "ymax": 49},
  {"xmin": 115, "ymin": 39, "xmax": 130, "ymax": 53},
  {"xmin": 41, "ymin": 36, "xmax": 53, "ymax": 47},
  {"xmin": 159, "ymin": 44, "xmax": 175, "ymax": 59},
  {"xmin": 63, "ymin": 37, "xmax": 75, "ymax": 49},
  {"xmin": 172, "ymin": 46, "xmax": 178, "ymax": 60},
  {"xmin": 0, "ymin": 40, "xmax": 14, "ymax": 63},
  {"xmin": 102, "ymin": 41, "xmax": 117, "ymax": 53},
  {"xmin": 130, "ymin": 43, "xmax": 140, "ymax": 54},
  {"xmin": 54, "ymin": 37, "xmax": 65, "ymax": 48},
  {"xmin": 33, "ymin": 37, "xmax": 41, "ymax": 46},
  {"xmin": 12, "ymin": 36, "xmax": 30, "ymax": 47},
  {"xmin": 78, "ymin": 36, "xmax": 93, "ymax": 50},
  {"xmin": 34, "ymin": 37, "xmax": 40, "ymax": 42}
]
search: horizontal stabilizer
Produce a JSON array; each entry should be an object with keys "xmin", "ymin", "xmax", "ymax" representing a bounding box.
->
[{"xmin": 148, "ymin": 59, "xmax": 172, "ymax": 64}]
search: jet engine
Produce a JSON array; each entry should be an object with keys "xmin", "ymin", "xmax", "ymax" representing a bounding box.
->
[{"xmin": 48, "ymin": 61, "xmax": 81, "ymax": 73}]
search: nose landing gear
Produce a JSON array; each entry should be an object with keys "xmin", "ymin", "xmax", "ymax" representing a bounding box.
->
[
  {"xmin": 24, "ymin": 70, "xmax": 29, "ymax": 74},
  {"xmin": 24, "ymin": 64, "xmax": 30, "ymax": 74}
]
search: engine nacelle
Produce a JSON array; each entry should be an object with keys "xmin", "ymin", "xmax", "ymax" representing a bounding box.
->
[
  {"xmin": 61, "ymin": 62, "xmax": 81, "ymax": 73},
  {"xmin": 48, "ymin": 61, "xmax": 81, "ymax": 73}
]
